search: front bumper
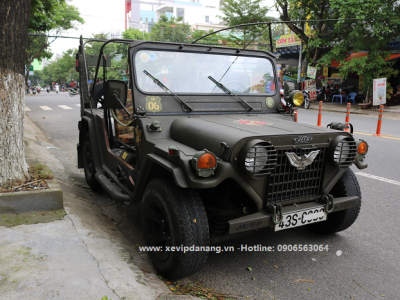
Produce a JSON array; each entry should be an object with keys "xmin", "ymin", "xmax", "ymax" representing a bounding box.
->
[{"xmin": 228, "ymin": 195, "xmax": 359, "ymax": 234}]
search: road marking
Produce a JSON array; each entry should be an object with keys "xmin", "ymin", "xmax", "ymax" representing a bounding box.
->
[
  {"xmin": 354, "ymin": 131, "xmax": 400, "ymax": 140},
  {"xmin": 24, "ymin": 107, "xmax": 31, "ymax": 111},
  {"xmin": 75, "ymin": 104, "xmax": 80, "ymax": 107},
  {"xmin": 355, "ymin": 172, "xmax": 400, "ymax": 186},
  {"xmin": 39, "ymin": 106, "xmax": 52, "ymax": 111},
  {"xmin": 58, "ymin": 105, "xmax": 72, "ymax": 110}
]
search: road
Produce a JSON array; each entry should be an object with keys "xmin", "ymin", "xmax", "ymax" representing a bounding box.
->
[{"xmin": 25, "ymin": 92, "xmax": 400, "ymax": 299}]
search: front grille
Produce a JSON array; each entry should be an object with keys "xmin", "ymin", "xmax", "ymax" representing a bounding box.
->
[{"xmin": 266, "ymin": 147, "xmax": 326, "ymax": 204}]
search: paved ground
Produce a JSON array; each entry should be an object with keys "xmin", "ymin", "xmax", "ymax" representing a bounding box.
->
[{"xmin": 22, "ymin": 92, "xmax": 400, "ymax": 299}]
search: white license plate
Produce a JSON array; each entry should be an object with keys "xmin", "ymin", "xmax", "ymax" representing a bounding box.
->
[{"xmin": 275, "ymin": 207, "xmax": 327, "ymax": 231}]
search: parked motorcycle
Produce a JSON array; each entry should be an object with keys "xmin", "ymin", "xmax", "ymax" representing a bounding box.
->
[
  {"xmin": 301, "ymin": 89, "xmax": 311, "ymax": 109},
  {"xmin": 317, "ymin": 86, "xmax": 331, "ymax": 102}
]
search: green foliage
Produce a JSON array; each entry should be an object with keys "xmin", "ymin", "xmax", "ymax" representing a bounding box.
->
[
  {"xmin": 276, "ymin": 0, "xmax": 400, "ymax": 98},
  {"xmin": 149, "ymin": 15, "xmax": 191, "ymax": 43},
  {"xmin": 26, "ymin": 1, "xmax": 84, "ymax": 81},
  {"xmin": 218, "ymin": 0, "xmax": 274, "ymax": 49},
  {"xmin": 41, "ymin": 49, "xmax": 77, "ymax": 84}
]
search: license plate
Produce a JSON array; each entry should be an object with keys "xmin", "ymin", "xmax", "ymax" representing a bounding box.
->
[{"xmin": 275, "ymin": 207, "xmax": 327, "ymax": 231}]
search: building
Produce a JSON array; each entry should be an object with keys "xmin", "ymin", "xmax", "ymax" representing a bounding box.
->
[{"xmin": 125, "ymin": 0, "xmax": 224, "ymax": 33}]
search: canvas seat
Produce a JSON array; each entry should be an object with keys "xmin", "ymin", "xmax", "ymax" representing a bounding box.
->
[{"xmin": 113, "ymin": 89, "xmax": 134, "ymax": 144}]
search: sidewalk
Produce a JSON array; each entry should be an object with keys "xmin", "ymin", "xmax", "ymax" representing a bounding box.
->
[
  {"xmin": 0, "ymin": 116, "xmax": 191, "ymax": 300},
  {"xmin": 309, "ymin": 101, "xmax": 400, "ymax": 120}
]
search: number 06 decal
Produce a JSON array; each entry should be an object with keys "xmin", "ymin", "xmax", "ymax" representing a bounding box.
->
[{"xmin": 145, "ymin": 96, "xmax": 162, "ymax": 112}]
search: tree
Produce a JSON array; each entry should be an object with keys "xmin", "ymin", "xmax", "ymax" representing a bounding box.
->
[
  {"xmin": 25, "ymin": 2, "xmax": 84, "ymax": 85},
  {"xmin": 0, "ymin": 0, "xmax": 32, "ymax": 187},
  {"xmin": 218, "ymin": 0, "xmax": 275, "ymax": 49},
  {"xmin": 150, "ymin": 15, "xmax": 191, "ymax": 43},
  {"xmin": 0, "ymin": 0, "xmax": 72, "ymax": 187},
  {"xmin": 41, "ymin": 49, "xmax": 77, "ymax": 85},
  {"xmin": 275, "ymin": 0, "xmax": 400, "ymax": 99}
]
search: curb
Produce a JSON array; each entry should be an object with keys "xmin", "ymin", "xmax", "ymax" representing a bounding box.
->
[
  {"xmin": 308, "ymin": 107, "xmax": 369, "ymax": 115},
  {"xmin": 0, "ymin": 179, "xmax": 63, "ymax": 214}
]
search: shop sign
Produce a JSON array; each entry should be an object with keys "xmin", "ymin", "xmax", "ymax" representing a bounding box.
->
[
  {"xmin": 307, "ymin": 66, "xmax": 317, "ymax": 79},
  {"xmin": 359, "ymin": 74, "xmax": 364, "ymax": 91},
  {"xmin": 323, "ymin": 67, "xmax": 329, "ymax": 77},
  {"xmin": 305, "ymin": 79, "xmax": 317, "ymax": 101},
  {"xmin": 331, "ymin": 73, "xmax": 343, "ymax": 79},
  {"xmin": 275, "ymin": 34, "xmax": 301, "ymax": 48},
  {"xmin": 373, "ymin": 78, "xmax": 386, "ymax": 106}
]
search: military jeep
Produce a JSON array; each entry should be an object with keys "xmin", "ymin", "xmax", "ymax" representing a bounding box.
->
[{"xmin": 75, "ymin": 36, "xmax": 369, "ymax": 279}]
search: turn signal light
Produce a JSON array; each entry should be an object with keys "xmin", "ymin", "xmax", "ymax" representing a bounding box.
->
[
  {"xmin": 357, "ymin": 141, "xmax": 368, "ymax": 154},
  {"xmin": 191, "ymin": 149, "xmax": 218, "ymax": 177},
  {"xmin": 197, "ymin": 153, "xmax": 216, "ymax": 169}
]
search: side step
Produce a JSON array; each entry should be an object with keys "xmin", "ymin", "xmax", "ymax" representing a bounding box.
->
[{"xmin": 95, "ymin": 172, "xmax": 131, "ymax": 203}]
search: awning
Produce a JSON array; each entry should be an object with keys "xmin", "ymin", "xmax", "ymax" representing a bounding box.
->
[{"xmin": 331, "ymin": 53, "xmax": 400, "ymax": 68}]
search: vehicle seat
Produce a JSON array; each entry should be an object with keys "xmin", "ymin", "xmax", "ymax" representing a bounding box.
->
[{"xmin": 113, "ymin": 89, "xmax": 134, "ymax": 144}]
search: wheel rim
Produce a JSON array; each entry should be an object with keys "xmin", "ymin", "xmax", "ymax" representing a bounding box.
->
[
  {"xmin": 143, "ymin": 198, "xmax": 172, "ymax": 262},
  {"xmin": 85, "ymin": 143, "xmax": 94, "ymax": 176}
]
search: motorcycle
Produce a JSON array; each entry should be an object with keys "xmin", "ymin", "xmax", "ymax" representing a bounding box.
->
[
  {"xmin": 31, "ymin": 87, "xmax": 37, "ymax": 95},
  {"xmin": 317, "ymin": 86, "xmax": 331, "ymax": 102},
  {"xmin": 300, "ymin": 89, "xmax": 310, "ymax": 109},
  {"xmin": 46, "ymin": 87, "xmax": 50, "ymax": 93},
  {"xmin": 37, "ymin": 87, "xmax": 41, "ymax": 94},
  {"xmin": 69, "ymin": 88, "xmax": 79, "ymax": 97},
  {"xmin": 55, "ymin": 86, "xmax": 59, "ymax": 94}
]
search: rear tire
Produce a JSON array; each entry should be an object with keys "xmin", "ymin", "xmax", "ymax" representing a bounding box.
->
[
  {"xmin": 83, "ymin": 133, "xmax": 101, "ymax": 191},
  {"xmin": 306, "ymin": 168, "xmax": 361, "ymax": 234},
  {"xmin": 141, "ymin": 177, "xmax": 210, "ymax": 280}
]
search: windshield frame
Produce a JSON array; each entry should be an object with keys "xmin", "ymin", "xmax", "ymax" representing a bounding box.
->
[{"xmin": 131, "ymin": 46, "xmax": 278, "ymax": 98}]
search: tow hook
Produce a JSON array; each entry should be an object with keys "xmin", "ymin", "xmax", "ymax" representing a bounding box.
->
[
  {"xmin": 267, "ymin": 203, "xmax": 283, "ymax": 225},
  {"xmin": 320, "ymin": 194, "xmax": 334, "ymax": 213}
]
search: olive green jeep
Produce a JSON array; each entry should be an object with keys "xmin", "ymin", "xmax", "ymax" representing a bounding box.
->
[{"xmin": 75, "ymin": 37, "xmax": 368, "ymax": 279}]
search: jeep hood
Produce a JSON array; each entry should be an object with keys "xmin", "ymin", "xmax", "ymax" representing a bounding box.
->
[{"xmin": 170, "ymin": 114, "xmax": 335, "ymax": 158}]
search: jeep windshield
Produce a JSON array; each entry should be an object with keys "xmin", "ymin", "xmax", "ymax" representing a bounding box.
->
[{"xmin": 135, "ymin": 50, "xmax": 276, "ymax": 95}]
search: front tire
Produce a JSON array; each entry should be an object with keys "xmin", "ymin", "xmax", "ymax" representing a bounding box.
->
[
  {"xmin": 141, "ymin": 177, "xmax": 210, "ymax": 280},
  {"xmin": 304, "ymin": 98, "xmax": 310, "ymax": 109},
  {"xmin": 82, "ymin": 133, "xmax": 101, "ymax": 191},
  {"xmin": 306, "ymin": 168, "xmax": 361, "ymax": 234}
]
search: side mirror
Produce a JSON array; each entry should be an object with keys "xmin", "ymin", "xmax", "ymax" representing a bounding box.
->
[{"xmin": 104, "ymin": 80, "xmax": 127, "ymax": 109}]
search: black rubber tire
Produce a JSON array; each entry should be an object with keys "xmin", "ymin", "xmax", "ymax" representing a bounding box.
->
[
  {"xmin": 306, "ymin": 168, "xmax": 361, "ymax": 234},
  {"xmin": 82, "ymin": 133, "xmax": 102, "ymax": 191},
  {"xmin": 92, "ymin": 82, "xmax": 104, "ymax": 107},
  {"xmin": 141, "ymin": 177, "xmax": 210, "ymax": 280}
]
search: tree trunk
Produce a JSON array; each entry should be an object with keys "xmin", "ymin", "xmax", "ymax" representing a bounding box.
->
[{"xmin": 0, "ymin": 0, "xmax": 31, "ymax": 187}]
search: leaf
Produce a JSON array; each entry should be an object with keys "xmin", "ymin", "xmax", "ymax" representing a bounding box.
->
[
  {"xmin": 193, "ymin": 219, "xmax": 197, "ymax": 223},
  {"xmin": 247, "ymin": 267, "xmax": 252, "ymax": 271},
  {"xmin": 273, "ymin": 265, "xmax": 278, "ymax": 268},
  {"xmin": 252, "ymin": 277, "xmax": 255, "ymax": 280},
  {"xmin": 23, "ymin": 259, "xmax": 27, "ymax": 262},
  {"xmin": 308, "ymin": 288, "xmax": 311, "ymax": 290}
]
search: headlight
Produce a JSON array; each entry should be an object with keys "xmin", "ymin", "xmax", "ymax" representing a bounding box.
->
[
  {"xmin": 239, "ymin": 140, "xmax": 277, "ymax": 177},
  {"xmin": 292, "ymin": 91, "xmax": 304, "ymax": 106},
  {"xmin": 330, "ymin": 136, "xmax": 357, "ymax": 168}
]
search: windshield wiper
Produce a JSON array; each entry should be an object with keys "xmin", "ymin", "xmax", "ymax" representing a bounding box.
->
[
  {"xmin": 208, "ymin": 76, "xmax": 254, "ymax": 111},
  {"xmin": 143, "ymin": 70, "xmax": 193, "ymax": 112}
]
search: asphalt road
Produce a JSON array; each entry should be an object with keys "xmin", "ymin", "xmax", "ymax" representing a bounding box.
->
[{"xmin": 25, "ymin": 92, "xmax": 400, "ymax": 300}]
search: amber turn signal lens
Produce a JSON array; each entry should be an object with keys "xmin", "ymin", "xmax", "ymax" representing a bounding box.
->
[
  {"xmin": 357, "ymin": 141, "xmax": 368, "ymax": 154},
  {"xmin": 197, "ymin": 153, "xmax": 217, "ymax": 169}
]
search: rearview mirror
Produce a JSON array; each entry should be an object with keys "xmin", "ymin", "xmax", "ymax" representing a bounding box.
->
[{"xmin": 104, "ymin": 80, "xmax": 127, "ymax": 109}]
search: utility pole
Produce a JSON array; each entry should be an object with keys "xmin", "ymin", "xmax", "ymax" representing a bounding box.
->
[{"xmin": 297, "ymin": 24, "xmax": 304, "ymax": 90}]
